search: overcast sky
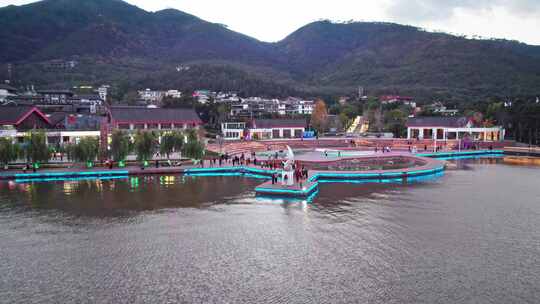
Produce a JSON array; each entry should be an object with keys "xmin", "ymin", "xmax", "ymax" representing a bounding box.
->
[{"xmin": 1, "ymin": 0, "xmax": 540, "ymax": 45}]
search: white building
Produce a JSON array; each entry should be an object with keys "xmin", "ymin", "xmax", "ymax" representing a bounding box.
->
[
  {"xmin": 248, "ymin": 119, "xmax": 306, "ymax": 140},
  {"xmin": 97, "ymin": 85, "xmax": 109, "ymax": 102},
  {"xmin": 428, "ymin": 102, "xmax": 459, "ymax": 116},
  {"xmin": 164, "ymin": 90, "xmax": 183, "ymax": 99},
  {"xmin": 406, "ymin": 117, "xmax": 505, "ymax": 141},
  {"xmin": 138, "ymin": 89, "xmax": 164, "ymax": 103},
  {"xmin": 295, "ymin": 100, "xmax": 314, "ymax": 115},
  {"xmin": 221, "ymin": 122, "xmax": 246, "ymax": 140}
]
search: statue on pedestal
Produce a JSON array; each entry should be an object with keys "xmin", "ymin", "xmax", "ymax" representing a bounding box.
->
[{"xmin": 282, "ymin": 146, "xmax": 295, "ymax": 186}]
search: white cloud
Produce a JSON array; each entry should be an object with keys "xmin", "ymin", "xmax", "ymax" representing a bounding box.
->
[
  {"xmin": 386, "ymin": 0, "xmax": 540, "ymax": 22},
  {"xmin": 1, "ymin": 0, "xmax": 539, "ymax": 45}
]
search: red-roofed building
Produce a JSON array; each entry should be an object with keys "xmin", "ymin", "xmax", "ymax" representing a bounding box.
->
[{"xmin": 108, "ymin": 106, "xmax": 202, "ymax": 131}]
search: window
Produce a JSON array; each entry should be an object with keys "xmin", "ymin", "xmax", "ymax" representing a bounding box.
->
[
  {"xmin": 174, "ymin": 123, "xmax": 184, "ymax": 129},
  {"xmin": 226, "ymin": 132, "xmax": 239, "ymax": 138},
  {"xmin": 283, "ymin": 129, "xmax": 292, "ymax": 138},
  {"xmin": 225, "ymin": 123, "xmax": 245, "ymax": 129},
  {"xmin": 147, "ymin": 123, "xmax": 159, "ymax": 129},
  {"xmin": 118, "ymin": 124, "xmax": 130, "ymax": 129},
  {"xmin": 161, "ymin": 124, "xmax": 171, "ymax": 129}
]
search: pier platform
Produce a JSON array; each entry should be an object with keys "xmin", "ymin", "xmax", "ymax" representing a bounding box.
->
[{"xmin": 255, "ymin": 180, "xmax": 318, "ymax": 199}]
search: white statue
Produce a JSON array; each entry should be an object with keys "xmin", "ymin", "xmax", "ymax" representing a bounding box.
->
[{"xmin": 282, "ymin": 146, "xmax": 295, "ymax": 186}]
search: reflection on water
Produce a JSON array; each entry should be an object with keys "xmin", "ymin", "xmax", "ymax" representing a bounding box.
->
[
  {"xmin": 0, "ymin": 175, "xmax": 262, "ymax": 217},
  {"xmin": 1, "ymin": 158, "xmax": 540, "ymax": 303}
]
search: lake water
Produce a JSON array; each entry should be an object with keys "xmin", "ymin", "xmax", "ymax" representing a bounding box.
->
[{"xmin": 1, "ymin": 159, "xmax": 539, "ymax": 303}]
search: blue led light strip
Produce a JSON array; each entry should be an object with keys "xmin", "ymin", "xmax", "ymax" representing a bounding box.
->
[
  {"xmin": 255, "ymin": 183, "xmax": 318, "ymax": 195},
  {"xmin": 417, "ymin": 150, "xmax": 503, "ymax": 158},
  {"xmin": 15, "ymin": 175, "xmax": 129, "ymax": 183},
  {"xmin": 15, "ymin": 170, "xmax": 129, "ymax": 179}
]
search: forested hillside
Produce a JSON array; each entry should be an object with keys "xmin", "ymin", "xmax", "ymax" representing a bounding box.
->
[{"xmin": 1, "ymin": 0, "xmax": 539, "ymax": 101}]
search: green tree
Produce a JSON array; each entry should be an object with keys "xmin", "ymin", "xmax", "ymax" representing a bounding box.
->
[
  {"xmin": 162, "ymin": 95, "xmax": 196, "ymax": 108},
  {"xmin": 110, "ymin": 130, "xmax": 131, "ymax": 162},
  {"xmin": 70, "ymin": 137, "xmax": 99, "ymax": 166},
  {"xmin": 123, "ymin": 91, "xmax": 140, "ymax": 105},
  {"xmin": 384, "ymin": 109, "xmax": 408, "ymax": 138},
  {"xmin": 182, "ymin": 129, "xmax": 205, "ymax": 160},
  {"xmin": 24, "ymin": 131, "xmax": 49, "ymax": 164},
  {"xmin": 134, "ymin": 131, "xmax": 157, "ymax": 162},
  {"xmin": 160, "ymin": 131, "xmax": 184, "ymax": 159},
  {"xmin": 0, "ymin": 138, "xmax": 19, "ymax": 169}
]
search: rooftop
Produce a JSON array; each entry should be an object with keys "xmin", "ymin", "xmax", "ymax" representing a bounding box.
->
[
  {"xmin": 0, "ymin": 105, "xmax": 50, "ymax": 125},
  {"xmin": 109, "ymin": 106, "xmax": 202, "ymax": 124},
  {"xmin": 251, "ymin": 119, "xmax": 307, "ymax": 129},
  {"xmin": 407, "ymin": 116, "xmax": 469, "ymax": 128}
]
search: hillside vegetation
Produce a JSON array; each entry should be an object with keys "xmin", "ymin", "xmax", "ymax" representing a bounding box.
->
[{"xmin": 1, "ymin": 0, "xmax": 540, "ymax": 101}]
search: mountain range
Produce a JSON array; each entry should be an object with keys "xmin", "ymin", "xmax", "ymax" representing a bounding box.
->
[{"xmin": 1, "ymin": 0, "xmax": 540, "ymax": 102}]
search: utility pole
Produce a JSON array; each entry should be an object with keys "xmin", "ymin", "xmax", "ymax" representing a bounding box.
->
[{"xmin": 6, "ymin": 63, "xmax": 12, "ymax": 84}]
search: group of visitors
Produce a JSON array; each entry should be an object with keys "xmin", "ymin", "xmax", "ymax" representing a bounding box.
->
[
  {"xmin": 261, "ymin": 160, "xmax": 280, "ymax": 170},
  {"xmin": 268, "ymin": 161, "xmax": 309, "ymax": 186},
  {"xmin": 375, "ymin": 146, "xmax": 392, "ymax": 153},
  {"xmin": 294, "ymin": 163, "xmax": 309, "ymax": 184}
]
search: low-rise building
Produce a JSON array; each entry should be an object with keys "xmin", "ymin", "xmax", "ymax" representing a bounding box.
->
[
  {"xmin": 295, "ymin": 99, "xmax": 314, "ymax": 115},
  {"xmin": 380, "ymin": 95, "xmax": 416, "ymax": 107},
  {"xmin": 247, "ymin": 119, "xmax": 306, "ymax": 140},
  {"xmin": 0, "ymin": 106, "xmax": 51, "ymax": 134},
  {"xmin": 221, "ymin": 122, "xmax": 246, "ymax": 140},
  {"xmin": 97, "ymin": 85, "xmax": 109, "ymax": 101},
  {"xmin": 406, "ymin": 117, "xmax": 505, "ymax": 141},
  {"xmin": 229, "ymin": 97, "xmax": 314, "ymax": 117},
  {"xmin": 138, "ymin": 89, "xmax": 164, "ymax": 103},
  {"xmin": 108, "ymin": 106, "xmax": 202, "ymax": 131},
  {"xmin": 164, "ymin": 90, "xmax": 183, "ymax": 99},
  {"xmin": 0, "ymin": 106, "xmax": 105, "ymax": 145},
  {"xmin": 426, "ymin": 102, "xmax": 459, "ymax": 116},
  {"xmin": 36, "ymin": 90, "xmax": 74, "ymax": 104}
]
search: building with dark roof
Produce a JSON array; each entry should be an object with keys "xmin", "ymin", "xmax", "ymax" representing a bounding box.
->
[
  {"xmin": 108, "ymin": 106, "xmax": 202, "ymax": 131},
  {"xmin": 0, "ymin": 106, "xmax": 105, "ymax": 146},
  {"xmin": 36, "ymin": 90, "xmax": 74, "ymax": 104},
  {"xmin": 0, "ymin": 106, "xmax": 51, "ymax": 131},
  {"xmin": 407, "ymin": 117, "xmax": 469, "ymax": 128},
  {"xmin": 406, "ymin": 116, "xmax": 505, "ymax": 141}
]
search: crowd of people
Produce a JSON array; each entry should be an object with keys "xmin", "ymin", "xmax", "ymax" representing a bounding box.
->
[{"xmin": 199, "ymin": 150, "xmax": 311, "ymax": 186}]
